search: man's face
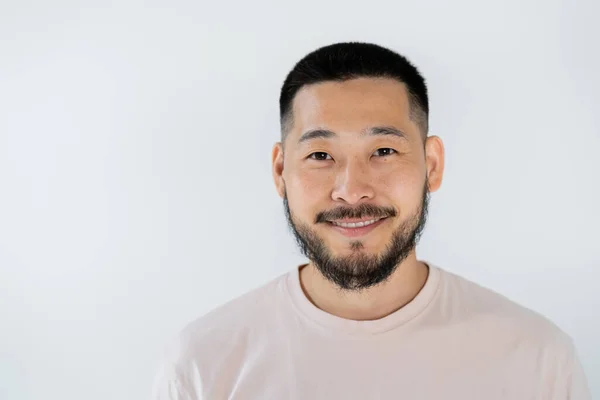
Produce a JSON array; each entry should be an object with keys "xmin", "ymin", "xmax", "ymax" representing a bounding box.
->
[{"xmin": 272, "ymin": 77, "xmax": 443, "ymax": 291}]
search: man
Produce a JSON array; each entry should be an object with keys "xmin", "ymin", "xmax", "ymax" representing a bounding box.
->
[{"xmin": 152, "ymin": 42, "xmax": 590, "ymax": 399}]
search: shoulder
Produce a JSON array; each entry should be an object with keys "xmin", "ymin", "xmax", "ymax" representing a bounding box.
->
[
  {"xmin": 436, "ymin": 267, "xmax": 573, "ymax": 347},
  {"xmin": 434, "ymin": 267, "xmax": 591, "ymax": 395},
  {"xmin": 170, "ymin": 270, "xmax": 288, "ymax": 361},
  {"xmin": 152, "ymin": 271, "xmax": 290, "ymax": 399}
]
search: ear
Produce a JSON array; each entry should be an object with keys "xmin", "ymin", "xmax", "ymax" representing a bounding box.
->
[
  {"xmin": 272, "ymin": 142, "xmax": 286, "ymax": 198},
  {"xmin": 424, "ymin": 136, "xmax": 445, "ymax": 192}
]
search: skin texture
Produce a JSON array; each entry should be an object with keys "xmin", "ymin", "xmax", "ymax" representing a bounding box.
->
[{"xmin": 272, "ymin": 77, "xmax": 445, "ymax": 321}]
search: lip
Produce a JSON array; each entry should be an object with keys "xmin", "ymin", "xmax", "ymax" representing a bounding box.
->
[{"xmin": 327, "ymin": 217, "xmax": 388, "ymax": 238}]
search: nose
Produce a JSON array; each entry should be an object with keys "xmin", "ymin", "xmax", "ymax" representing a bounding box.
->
[{"xmin": 331, "ymin": 159, "xmax": 375, "ymax": 204}]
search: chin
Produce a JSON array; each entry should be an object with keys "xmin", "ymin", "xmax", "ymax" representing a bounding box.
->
[{"xmin": 328, "ymin": 240, "xmax": 384, "ymax": 256}]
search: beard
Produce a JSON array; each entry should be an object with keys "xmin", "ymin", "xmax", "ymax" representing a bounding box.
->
[{"xmin": 283, "ymin": 182, "xmax": 430, "ymax": 292}]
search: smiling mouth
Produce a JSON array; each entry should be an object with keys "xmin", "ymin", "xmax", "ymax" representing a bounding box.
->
[
  {"xmin": 328, "ymin": 217, "xmax": 386, "ymax": 228},
  {"xmin": 325, "ymin": 216, "xmax": 389, "ymax": 238}
]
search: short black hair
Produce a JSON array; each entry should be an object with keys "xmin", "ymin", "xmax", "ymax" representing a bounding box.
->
[{"xmin": 279, "ymin": 42, "xmax": 429, "ymax": 142}]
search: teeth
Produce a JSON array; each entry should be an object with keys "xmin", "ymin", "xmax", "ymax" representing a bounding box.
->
[{"xmin": 332, "ymin": 218, "xmax": 380, "ymax": 228}]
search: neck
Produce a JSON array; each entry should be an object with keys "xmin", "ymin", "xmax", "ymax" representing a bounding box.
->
[{"xmin": 299, "ymin": 252, "xmax": 429, "ymax": 321}]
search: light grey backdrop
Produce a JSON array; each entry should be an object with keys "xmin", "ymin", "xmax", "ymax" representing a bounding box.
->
[{"xmin": 0, "ymin": 1, "xmax": 598, "ymax": 399}]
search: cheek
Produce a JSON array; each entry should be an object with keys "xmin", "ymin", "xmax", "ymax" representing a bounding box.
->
[
  {"xmin": 287, "ymin": 168, "xmax": 333, "ymax": 197},
  {"xmin": 285, "ymin": 172, "xmax": 331, "ymax": 216},
  {"xmin": 378, "ymin": 165, "xmax": 425, "ymax": 204},
  {"xmin": 286, "ymin": 161, "xmax": 424, "ymax": 209}
]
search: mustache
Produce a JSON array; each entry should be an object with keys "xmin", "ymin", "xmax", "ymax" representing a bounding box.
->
[{"xmin": 315, "ymin": 204, "xmax": 397, "ymax": 223}]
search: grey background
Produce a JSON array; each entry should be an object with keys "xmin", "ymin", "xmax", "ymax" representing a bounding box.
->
[{"xmin": 1, "ymin": 0, "xmax": 598, "ymax": 398}]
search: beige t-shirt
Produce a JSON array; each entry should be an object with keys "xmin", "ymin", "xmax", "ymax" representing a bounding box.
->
[{"xmin": 152, "ymin": 264, "xmax": 590, "ymax": 399}]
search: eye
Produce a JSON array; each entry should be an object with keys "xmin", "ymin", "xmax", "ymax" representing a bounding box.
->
[
  {"xmin": 308, "ymin": 152, "xmax": 332, "ymax": 161},
  {"xmin": 373, "ymin": 148, "xmax": 397, "ymax": 157}
]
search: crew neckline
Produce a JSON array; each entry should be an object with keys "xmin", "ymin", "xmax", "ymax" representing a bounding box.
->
[{"xmin": 285, "ymin": 262, "xmax": 442, "ymax": 335}]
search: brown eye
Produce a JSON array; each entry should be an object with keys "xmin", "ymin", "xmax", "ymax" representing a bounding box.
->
[
  {"xmin": 309, "ymin": 152, "xmax": 332, "ymax": 161},
  {"xmin": 373, "ymin": 148, "xmax": 396, "ymax": 157}
]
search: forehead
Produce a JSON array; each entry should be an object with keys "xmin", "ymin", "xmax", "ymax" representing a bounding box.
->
[{"xmin": 290, "ymin": 77, "xmax": 413, "ymax": 138}]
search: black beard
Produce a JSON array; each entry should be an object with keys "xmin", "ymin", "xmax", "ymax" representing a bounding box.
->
[{"xmin": 283, "ymin": 182, "xmax": 430, "ymax": 292}]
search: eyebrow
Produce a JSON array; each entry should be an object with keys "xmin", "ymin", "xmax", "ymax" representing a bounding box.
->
[{"xmin": 297, "ymin": 126, "xmax": 408, "ymax": 143}]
